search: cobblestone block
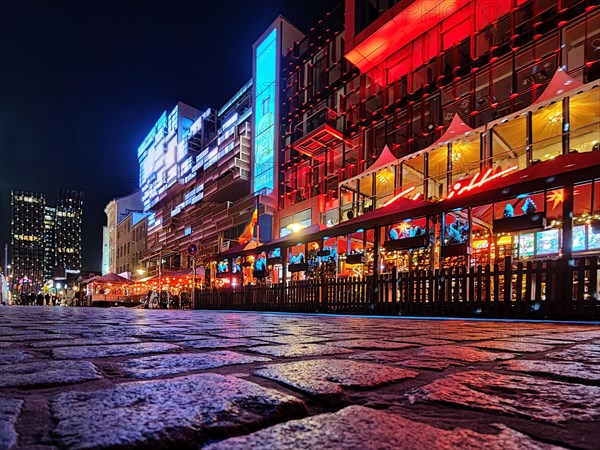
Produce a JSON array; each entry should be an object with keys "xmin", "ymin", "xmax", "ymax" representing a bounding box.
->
[
  {"xmin": 254, "ymin": 359, "xmax": 418, "ymax": 397},
  {"xmin": 205, "ymin": 405, "xmax": 562, "ymax": 450},
  {"xmin": 51, "ymin": 373, "xmax": 307, "ymax": 449}
]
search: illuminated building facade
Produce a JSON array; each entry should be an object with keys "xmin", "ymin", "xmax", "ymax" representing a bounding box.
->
[
  {"xmin": 54, "ymin": 189, "xmax": 84, "ymax": 274},
  {"xmin": 103, "ymin": 191, "xmax": 143, "ymax": 274},
  {"xmin": 115, "ymin": 212, "xmax": 147, "ymax": 278},
  {"xmin": 101, "ymin": 226, "xmax": 110, "ymax": 275},
  {"xmin": 10, "ymin": 191, "xmax": 46, "ymax": 294},
  {"xmin": 43, "ymin": 206, "xmax": 56, "ymax": 281},
  {"xmin": 216, "ymin": 0, "xmax": 599, "ymax": 282},
  {"xmin": 140, "ymin": 84, "xmax": 255, "ymax": 283}
]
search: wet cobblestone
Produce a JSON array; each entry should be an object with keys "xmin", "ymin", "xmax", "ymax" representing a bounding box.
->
[
  {"xmin": 0, "ymin": 399, "xmax": 23, "ymax": 450},
  {"xmin": 0, "ymin": 306, "xmax": 598, "ymax": 449},
  {"xmin": 254, "ymin": 359, "xmax": 418, "ymax": 398},
  {"xmin": 0, "ymin": 360, "xmax": 102, "ymax": 388},
  {"xmin": 51, "ymin": 373, "xmax": 306, "ymax": 448},
  {"xmin": 120, "ymin": 351, "xmax": 271, "ymax": 379},
  {"xmin": 206, "ymin": 405, "xmax": 563, "ymax": 450},
  {"xmin": 408, "ymin": 370, "xmax": 600, "ymax": 422}
]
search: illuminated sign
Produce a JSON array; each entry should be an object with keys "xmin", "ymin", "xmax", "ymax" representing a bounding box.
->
[
  {"xmin": 519, "ymin": 233, "xmax": 535, "ymax": 257},
  {"xmin": 472, "ymin": 239, "xmax": 489, "ymax": 249},
  {"xmin": 253, "ymin": 28, "xmax": 277, "ymax": 194},
  {"xmin": 383, "ymin": 186, "xmax": 416, "ymax": 207},
  {"xmin": 572, "ymin": 225, "xmax": 586, "ymax": 252},
  {"xmin": 497, "ymin": 235, "xmax": 513, "ymax": 246},
  {"xmin": 589, "ymin": 224, "xmax": 600, "ymax": 250},
  {"xmin": 536, "ymin": 229, "xmax": 559, "ymax": 255},
  {"xmin": 446, "ymin": 165, "xmax": 519, "ymax": 200}
]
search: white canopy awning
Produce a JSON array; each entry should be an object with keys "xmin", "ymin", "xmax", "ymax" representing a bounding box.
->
[
  {"xmin": 341, "ymin": 144, "xmax": 398, "ymax": 187},
  {"xmin": 531, "ymin": 67, "xmax": 584, "ymax": 107},
  {"xmin": 487, "ymin": 68, "xmax": 593, "ymax": 129},
  {"xmin": 399, "ymin": 114, "xmax": 480, "ymax": 165}
]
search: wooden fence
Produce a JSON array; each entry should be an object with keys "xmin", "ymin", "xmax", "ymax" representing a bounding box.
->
[{"xmin": 194, "ymin": 256, "xmax": 599, "ymax": 320}]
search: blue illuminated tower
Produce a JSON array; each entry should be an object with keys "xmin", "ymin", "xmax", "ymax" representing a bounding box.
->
[{"xmin": 252, "ymin": 17, "xmax": 304, "ymax": 242}]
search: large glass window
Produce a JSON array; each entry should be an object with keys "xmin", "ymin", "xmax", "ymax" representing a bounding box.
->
[
  {"xmin": 569, "ymin": 89, "xmax": 600, "ymax": 153},
  {"xmin": 531, "ymin": 102, "xmax": 563, "ymax": 162},
  {"xmin": 279, "ymin": 209, "xmax": 311, "ymax": 237},
  {"xmin": 491, "ymin": 59, "xmax": 513, "ymax": 106},
  {"xmin": 564, "ymin": 20, "xmax": 586, "ymax": 73},
  {"xmin": 375, "ymin": 166, "xmax": 395, "ymax": 207},
  {"xmin": 492, "ymin": 115, "xmax": 528, "ymax": 169},
  {"xmin": 401, "ymin": 154, "xmax": 425, "ymax": 198},
  {"xmin": 451, "ymin": 137, "xmax": 482, "ymax": 186}
]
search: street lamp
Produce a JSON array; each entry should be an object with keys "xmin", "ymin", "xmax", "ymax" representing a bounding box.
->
[{"xmin": 287, "ymin": 223, "xmax": 306, "ymax": 233}]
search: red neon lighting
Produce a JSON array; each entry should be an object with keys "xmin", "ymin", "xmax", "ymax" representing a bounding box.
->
[
  {"xmin": 448, "ymin": 165, "xmax": 519, "ymax": 199},
  {"xmin": 412, "ymin": 192, "xmax": 422, "ymax": 200},
  {"xmin": 345, "ymin": 0, "xmax": 464, "ymax": 74},
  {"xmin": 383, "ymin": 186, "xmax": 416, "ymax": 206}
]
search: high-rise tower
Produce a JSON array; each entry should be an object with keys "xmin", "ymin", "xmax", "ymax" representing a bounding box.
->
[{"xmin": 10, "ymin": 191, "xmax": 45, "ymax": 294}]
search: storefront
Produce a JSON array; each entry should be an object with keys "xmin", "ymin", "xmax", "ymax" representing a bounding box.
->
[{"xmin": 213, "ymin": 72, "xmax": 599, "ymax": 284}]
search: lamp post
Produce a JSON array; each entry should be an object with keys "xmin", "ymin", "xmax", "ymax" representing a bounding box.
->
[
  {"xmin": 191, "ymin": 257, "xmax": 196, "ymax": 309},
  {"xmin": 157, "ymin": 249, "xmax": 162, "ymax": 307}
]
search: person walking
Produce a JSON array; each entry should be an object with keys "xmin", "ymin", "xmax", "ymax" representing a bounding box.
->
[{"xmin": 0, "ymin": 266, "xmax": 8, "ymax": 306}]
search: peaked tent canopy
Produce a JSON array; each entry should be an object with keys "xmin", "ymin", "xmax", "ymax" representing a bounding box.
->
[
  {"xmin": 83, "ymin": 273, "xmax": 134, "ymax": 284},
  {"xmin": 434, "ymin": 114, "xmax": 475, "ymax": 146},
  {"xmin": 342, "ymin": 145, "xmax": 398, "ymax": 186},
  {"xmin": 532, "ymin": 68, "xmax": 584, "ymax": 107},
  {"xmin": 400, "ymin": 114, "xmax": 477, "ymax": 164}
]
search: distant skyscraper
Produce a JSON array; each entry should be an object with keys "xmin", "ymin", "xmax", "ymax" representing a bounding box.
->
[
  {"xmin": 54, "ymin": 189, "xmax": 84, "ymax": 273},
  {"xmin": 11, "ymin": 191, "xmax": 45, "ymax": 294},
  {"xmin": 43, "ymin": 205, "xmax": 56, "ymax": 281},
  {"xmin": 10, "ymin": 189, "xmax": 84, "ymax": 295}
]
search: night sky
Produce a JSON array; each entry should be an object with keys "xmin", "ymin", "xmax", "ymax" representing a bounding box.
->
[{"xmin": 0, "ymin": 0, "xmax": 339, "ymax": 271}]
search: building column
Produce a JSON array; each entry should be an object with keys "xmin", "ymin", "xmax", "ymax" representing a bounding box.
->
[
  {"xmin": 447, "ymin": 143, "xmax": 453, "ymax": 195},
  {"xmin": 480, "ymin": 132, "xmax": 487, "ymax": 170},
  {"xmin": 439, "ymin": 212, "xmax": 446, "ymax": 268},
  {"xmin": 526, "ymin": 111, "xmax": 533, "ymax": 165},
  {"xmin": 371, "ymin": 226, "xmax": 380, "ymax": 309},
  {"xmin": 562, "ymin": 183, "xmax": 574, "ymax": 260},
  {"xmin": 424, "ymin": 152, "xmax": 429, "ymax": 200},
  {"xmin": 562, "ymin": 97, "xmax": 570, "ymax": 155}
]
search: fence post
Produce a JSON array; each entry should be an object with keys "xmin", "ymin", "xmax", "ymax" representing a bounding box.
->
[
  {"xmin": 561, "ymin": 257, "xmax": 574, "ymax": 318},
  {"xmin": 503, "ymin": 256, "xmax": 513, "ymax": 317},
  {"xmin": 391, "ymin": 267, "xmax": 398, "ymax": 314}
]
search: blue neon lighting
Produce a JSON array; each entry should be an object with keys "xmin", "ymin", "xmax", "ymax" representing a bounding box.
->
[{"xmin": 253, "ymin": 28, "xmax": 277, "ymax": 194}]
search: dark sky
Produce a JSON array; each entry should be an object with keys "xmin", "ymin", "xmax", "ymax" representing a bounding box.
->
[{"xmin": 0, "ymin": 0, "xmax": 340, "ymax": 271}]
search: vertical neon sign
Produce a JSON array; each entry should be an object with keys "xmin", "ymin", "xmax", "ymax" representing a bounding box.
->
[{"xmin": 253, "ymin": 28, "xmax": 277, "ymax": 194}]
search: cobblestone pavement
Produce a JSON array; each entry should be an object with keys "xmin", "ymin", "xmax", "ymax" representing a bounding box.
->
[{"xmin": 0, "ymin": 307, "xmax": 598, "ymax": 449}]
